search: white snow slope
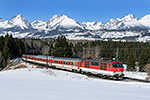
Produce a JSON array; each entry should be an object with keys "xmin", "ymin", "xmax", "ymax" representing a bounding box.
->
[{"xmin": 0, "ymin": 62, "xmax": 150, "ymax": 100}]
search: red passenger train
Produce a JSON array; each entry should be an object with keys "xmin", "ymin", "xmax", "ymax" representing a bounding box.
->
[{"xmin": 22, "ymin": 54, "xmax": 124, "ymax": 79}]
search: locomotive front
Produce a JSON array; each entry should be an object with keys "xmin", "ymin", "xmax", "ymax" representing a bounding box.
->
[{"xmin": 111, "ymin": 61, "xmax": 124, "ymax": 79}]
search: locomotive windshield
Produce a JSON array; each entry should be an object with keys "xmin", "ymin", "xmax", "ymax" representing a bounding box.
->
[{"xmin": 112, "ymin": 63, "xmax": 123, "ymax": 68}]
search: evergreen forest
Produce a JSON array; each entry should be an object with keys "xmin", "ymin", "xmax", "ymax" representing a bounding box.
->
[
  {"xmin": 0, "ymin": 34, "xmax": 25, "ymax": 69},
  {"xmin": 49, "ymin": 35, "xmax": 150, "ymax": 72},
  {"xmin": 1, "ymin": 34, "xmax": 150, "ymax": 72}
]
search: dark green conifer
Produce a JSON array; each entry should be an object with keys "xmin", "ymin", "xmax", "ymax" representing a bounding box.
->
[
  {"xmin": 127, "ymin": 49, "xmax": 136, "ymax": 71},
  {"xmin": 53, "ymin": 35, "xmax": 73, "ymax": 57}
]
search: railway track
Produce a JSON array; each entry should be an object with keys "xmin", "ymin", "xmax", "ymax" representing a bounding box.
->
[
  {"xmin": 22, "ymin": 60, "xmax": 150, "ymax": 83},
  {"xmin": 123, "ymin": 77, "xmax": 150, "ymax": 83}
]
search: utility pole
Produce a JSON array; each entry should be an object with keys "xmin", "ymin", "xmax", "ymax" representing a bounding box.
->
[
  {"xmin": 46, "ymin": 52, "xmax": 48, "ymax": 68},
  {"xmin": 51, "ymin": 48, "xmax": 53, "ymax": 56},
  {"xmin": 116, "ymin": 48, "xmax": 119, "ymax": 60},
  {"xmin": 25, "ymin": 42, "xmax": 27, "ymax": 63},
  {"xmin": 33, "ymin": 50, "xmax": 34, "ymax": 55},
  {"xmin": 83, "ymin": 47, "xmax": 86, "ymax": 59},
  {"xmin": 19, "ymin": 49, "xmax": 21, "ymax": 56}
]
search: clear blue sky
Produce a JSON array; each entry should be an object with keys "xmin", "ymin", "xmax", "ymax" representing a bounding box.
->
[{"xmin": 0, "ymin": 0, "xmax": 150, "ymax": 23}]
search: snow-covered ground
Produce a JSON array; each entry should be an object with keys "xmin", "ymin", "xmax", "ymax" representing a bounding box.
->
[
  {"xmin": 0, "ymin": 62, "xmax": 150, "ymax": 100},
  {"xmin": 123, "ymin": 64, "xmax": 148, "ymax": 80}
]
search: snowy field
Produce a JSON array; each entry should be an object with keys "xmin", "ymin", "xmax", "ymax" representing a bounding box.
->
[{"xmin": 0, "ymin": 62, "xmax": 150, "ymax": 100}]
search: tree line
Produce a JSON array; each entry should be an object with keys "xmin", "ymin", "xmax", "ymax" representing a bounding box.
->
[
  {"xmin": 1, "ymin": 34, "xmax": 150, "ymax": 72},
  {"xmin": 0, "ymin": 34, "xmax": 24, "ymax": 69},
  {"xmin": 49, "ymin": 35, "xmax": 150, "ymax": 72}
]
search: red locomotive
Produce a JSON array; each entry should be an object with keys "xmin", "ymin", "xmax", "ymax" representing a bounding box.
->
[{"xmin": 22, "ymin": 54, "xmax": 124, "ymax": 79}]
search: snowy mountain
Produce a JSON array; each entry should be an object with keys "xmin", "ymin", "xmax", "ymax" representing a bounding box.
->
[
  {"xmin": 0, "ymin": 18, "xmax": 5, "ymax": 22},
  {"xmin": 1, "ymin": 14, "xmax": 150, "ymax": 30},
  {"xmin": 0, "ymin": 14, "xmax": 150, "ymax": 42},
  {"xmin": 45, "ymin": 15, "xmax": 84, "ymax": 30},
  {"xmin": 0, "ymin": 18, "xmax": 7, "ymax": 28},
  {"xmin": 82, "ymin": 21, "xmax": 104, "ymax": 30},
  {"xmin": 0, "ymin": 14, "xmax": 32, "ymax": 30},
  {"xmin": 31, "ymin": 19, "xmax": 46, "ymax": 30},
  {"xmin": 82, "ymin": 14, "xmax": 150, "ymax": 30},
  {"xmin": 83, "ymin": 14, "xmax": 150, "ymax": 30},
  {"xmin": 7, "ymin": 14, "xmax": 32, "ymax": 29}
]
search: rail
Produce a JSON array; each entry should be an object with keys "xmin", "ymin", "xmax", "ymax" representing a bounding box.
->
[{"xmin": 123, "ymin": 76, "xmax": 150, "ymax": 83}]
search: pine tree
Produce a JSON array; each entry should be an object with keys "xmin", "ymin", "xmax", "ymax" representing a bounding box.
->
[
  {"xmin": 53, "ymin": 35, "xmax": 72, "ymax": 57},
  {"xmin": 127, "ymin": 49, "xmax": 136, "ymax": 71},
  {"xmin": 138, "ymin": 49, "xmax": 150, "ymax": 71},
  {"xmin": 123, "ymin": 47, "xmax": 129, "ymax": 63},
  {"xmin": 118, "ymin": 48, "xmax": 124, "ymax": 62},
  {"xmin": 3, "ymin": 39, "xmax": 11, "ymax": 60},
  {"xmin": 0, "ymin": 36, "xmax": 5, "ymax": 51}
]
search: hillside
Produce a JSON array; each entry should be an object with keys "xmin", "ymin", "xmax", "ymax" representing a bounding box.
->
[{"xmin": 0, "ymin": 62, "xmax": 150, "ymax": 100}]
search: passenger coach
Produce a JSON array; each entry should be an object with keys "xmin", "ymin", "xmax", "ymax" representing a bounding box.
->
[{"xmin": 22, "ymin": 54, "xmax": 124, "ymax": 79}]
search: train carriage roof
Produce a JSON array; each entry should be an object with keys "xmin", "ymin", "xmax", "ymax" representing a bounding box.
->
[
  {"xmin": 24, "ymin": 55, "xmax": 52, "ymax": 59},
  {"xmin": 52, "ymin": 57, "xmax": 82, "ymax": 62},
  {"xmin": 82, "ymin": 59, "xmax": 121, "ymax": 63},
  {"xmin": 23, "ymin": 54, "xmax": 82, "ymax": 62},
  {"xmin": 23, "ymin": 54, "xmax": 122, "ymax": 63}
]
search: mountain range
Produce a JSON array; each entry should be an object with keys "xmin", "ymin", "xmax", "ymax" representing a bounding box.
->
[{"xmin": 0, "ymin": 14, "xmax": 150, "ymax": 42}]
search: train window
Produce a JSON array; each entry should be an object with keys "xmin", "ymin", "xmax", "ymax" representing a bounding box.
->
[
  {"xmin": 109, "ymin": 64, "xmax": 111, "ymax": 68},
  {"xmin": 71, "ymin": 62, "xmax": 73, "ymax": 65},
  {"xmin": 91, "ymin": 62, "xmax": 99, "ymax": 66},
  {"xmin": 118, "ymin": 63, "xmax": 123, "ymax": 68},
  {"xmin": 112, "ymin": 63, "xmax": 123, "ymax": 68},
  {"xmin": 112, "ymin": 64, "xmax": 118, "ymax": 68},
  {"xmin": 82, "ymin": 62, "xmax": 84, "ymax": 65},
  {"xmin": 100, "ymin": 63, "xmax": 107, "ymax": 70},
  {"xmin": 69, "ymin": 62, "xmax": 70, "ymax": 65},
  {"xmin": 61, "ymin": 61, "xmax": 62, "ymax": 64}
]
